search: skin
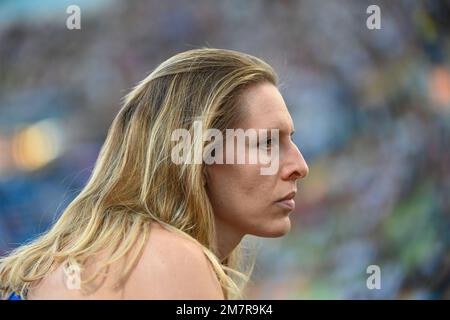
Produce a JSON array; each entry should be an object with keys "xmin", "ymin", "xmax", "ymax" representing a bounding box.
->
[
  {"xmin": 27, "ymin": 223, "xmax": 224, "ymax": 299},
  {"xmin": 205, "ymin": 82, "xmax": 309, "ymax": 261}
]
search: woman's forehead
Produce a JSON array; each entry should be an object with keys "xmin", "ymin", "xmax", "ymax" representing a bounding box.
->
[{"xmin": 237, "ymin": 83, "xmax": 294, "ymax": 133}]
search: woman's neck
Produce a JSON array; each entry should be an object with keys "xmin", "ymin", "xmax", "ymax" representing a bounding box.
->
[{"xmin": 213, "ymin": 216, "xmax": 244, "ymax": 262}]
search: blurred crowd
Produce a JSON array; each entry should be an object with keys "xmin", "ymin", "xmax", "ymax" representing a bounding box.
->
[{"xmin": 0, "ymin": 0, "xmax": 449, "ymax": 299}]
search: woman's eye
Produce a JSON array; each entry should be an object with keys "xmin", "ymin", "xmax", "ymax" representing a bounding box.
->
[{"xmin": 258, "ymin": 139, "xmax": 272, "ymax": 149}]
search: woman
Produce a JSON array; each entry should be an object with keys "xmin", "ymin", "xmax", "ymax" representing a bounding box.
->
[{"xmin": 0, "ymin": 48, "xmax": 309, "ymax": 300}]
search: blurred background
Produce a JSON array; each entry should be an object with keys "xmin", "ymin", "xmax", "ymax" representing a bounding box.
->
[{"xmin": 1, "ymin": 0, "xmax": 449, "ymax": 299}]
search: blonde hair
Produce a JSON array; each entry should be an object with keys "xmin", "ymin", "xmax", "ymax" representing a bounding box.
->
[{"xmin": 0, "ymin": 48, "xmax": 278, "ymax": 300}]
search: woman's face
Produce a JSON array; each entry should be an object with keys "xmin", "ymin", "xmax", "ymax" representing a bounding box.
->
[{"xmin": 205, "ymin": 82, "xmax": 309, "ymax": 240}]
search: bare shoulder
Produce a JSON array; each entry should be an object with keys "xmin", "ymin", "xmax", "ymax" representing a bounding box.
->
[
  {"xmin": 123, "ymin": 222, "xmax": 224, "ymax": 299},
  {"xmin": 27, "ymin": 222, "xmax": 224, "ymax": 300}
]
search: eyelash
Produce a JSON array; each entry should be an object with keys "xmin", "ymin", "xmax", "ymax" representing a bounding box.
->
[
  {"xmin": 257, "ymin": 133, "xmax": 294, "ymax": 148},
  {"xmin": 258, "ymin": 139, "xmax": 272, "ymax": 149}
]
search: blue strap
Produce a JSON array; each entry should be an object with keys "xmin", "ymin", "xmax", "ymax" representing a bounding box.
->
[{"xmin": 8, "ymin": 292, "xmax": 22, "ymax": 300}]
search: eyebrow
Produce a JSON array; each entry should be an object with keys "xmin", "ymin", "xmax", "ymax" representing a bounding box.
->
[{"xmin": 263, "ymin": 121, "xmax": 295, "ymax": 135}]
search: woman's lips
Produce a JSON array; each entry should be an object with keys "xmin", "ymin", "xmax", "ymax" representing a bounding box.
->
[{"xmin": 276, "ymin": 198, "xmax": 295, "ymax": 210}]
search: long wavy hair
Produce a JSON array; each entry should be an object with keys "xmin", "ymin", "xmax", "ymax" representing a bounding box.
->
[{"xmin": 0, "ymin": 48, "xmax": 278, "ymax": 300}]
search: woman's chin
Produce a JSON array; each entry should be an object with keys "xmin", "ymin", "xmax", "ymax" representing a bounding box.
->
[{"xmin": 253, "ymin": 217, "xmax": 291, "ymax": 238}]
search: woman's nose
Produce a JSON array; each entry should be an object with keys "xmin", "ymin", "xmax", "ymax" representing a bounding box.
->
[{"xmin": 282, "ymin": 142, "xmax": 309, "ymax": 181}]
